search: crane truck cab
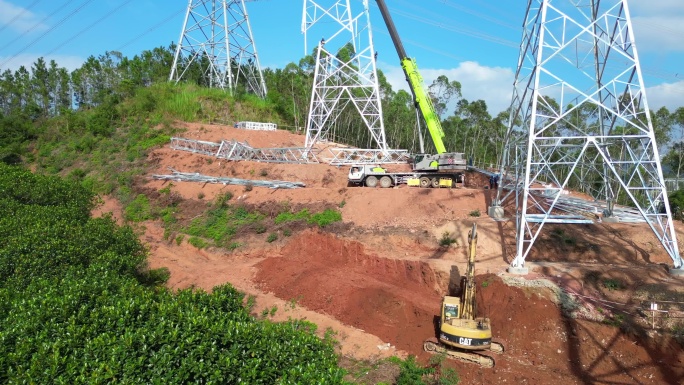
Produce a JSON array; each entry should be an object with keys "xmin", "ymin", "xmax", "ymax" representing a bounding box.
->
[{"xmin": 349, "ymin": 165, "xmax": 393, "ymax": 188}]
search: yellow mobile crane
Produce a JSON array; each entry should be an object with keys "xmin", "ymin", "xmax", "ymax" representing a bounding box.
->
[
  {"xmin": 423, "ymin": 223, "xmax": 504, "ymax": 367},
  {"xmin": 348, "ymin": 0, "xmax": 467, "ymax": 189}
]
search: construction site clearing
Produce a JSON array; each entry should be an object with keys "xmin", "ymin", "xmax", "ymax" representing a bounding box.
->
[{"xmin": 94, "ymin": 122, "xmax": 684, "ymax": 384}]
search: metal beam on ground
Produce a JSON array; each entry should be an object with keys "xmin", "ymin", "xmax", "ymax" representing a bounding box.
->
[{"xmin": 152, "ymin": 168, "xmax": 305, "ymax": 189}]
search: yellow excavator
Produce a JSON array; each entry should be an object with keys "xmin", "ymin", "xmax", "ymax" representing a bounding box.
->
[{"xmin": 423, "ymin": 223, "xmax": 504, "ymax": 367}]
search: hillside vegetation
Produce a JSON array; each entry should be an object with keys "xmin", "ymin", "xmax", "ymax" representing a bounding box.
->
[
  {"xmin": 1, "ymin": 44, "xmax": 683, "ymax": 384},
  {"xmin": 0, "ymin": 163, "xmax": 347, "ymax": 384}
]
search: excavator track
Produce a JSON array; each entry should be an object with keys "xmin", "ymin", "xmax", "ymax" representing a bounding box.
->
[
  {"xmin": 423, "ymin": 338, "xmax": 497, "ymax": 368},
  {"xmin": 490, "ymin": 341, "xmax": 505, "ymax": 354}
]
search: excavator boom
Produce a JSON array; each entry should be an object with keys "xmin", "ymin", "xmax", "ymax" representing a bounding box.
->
[{"xmin": 461, "ymin": 223, "xmax": 477, "ymax": 320}]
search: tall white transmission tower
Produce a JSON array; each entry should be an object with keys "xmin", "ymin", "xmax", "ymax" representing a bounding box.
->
[
  {"xmin": 498, "ymin": 0, "xmax": 682, "ymax": 273},
  {"xmin": 170, "ymin": 0, "xmax": 267, "ymax": 98},
  {"xmin": 302, "ymin": 0, "xmax": 387, "ymax": 151}
]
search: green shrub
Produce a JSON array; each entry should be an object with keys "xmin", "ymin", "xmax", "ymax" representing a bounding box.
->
[
  {"xmin": 275, "ymin": 209, "xmax": 310, "ymax": 224},
  {"xmin": 188, "ymin": 236, "xmax": 208, "ymax": 249},
  {"xmin": 391, "ymin": 355, "xmax": 432, "ymax": 385},
  {"xmin": 439, "ymin": 232, "xmax": 457, "ymax": 247},
  {"xmin": 309, "ymin": 208, "xmax": 342, "ymax": 227},
  {"xmin": 603, "ymin": 279, "xmax": 623, "ymax": 291},
  {"xmin": 469, "ymin": 209, "xmax": 480, "ymax": 217},
  {"xmin": 670, "ymin": 189, "xmax": 684, "ymax": 220},
  {"xmin": 214, "ymin": 191, "xmax": 233, "ymax": 208},
  {"xmin": 124, "ymin": 194, "xmax": 153, "ymax": 222},
  {"xmin": 182, "ymin": 205, "xmax": 263, "ymax": 249},
  {"xmin": 254, "ymin": 223, "xmax": 267, "ymax": 234},
  {"xmin": 266, "ymin": 233, "xmax": 278, "ymax": 243},
  {"xmin": 160, "ymin": 207, "xmax": 176, "ymax": 224},
  {"xmin": 429, "ymin": 352, "xmax": 460, "ymax": 385}
]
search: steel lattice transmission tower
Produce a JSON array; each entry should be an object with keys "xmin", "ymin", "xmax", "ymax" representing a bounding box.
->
[
  {"xmin": 302, "ymin": 0, "xmax": 387, "ymax": 151},
  {"xmin": 170, "ymin": 0, "xmax": 267, "ymax": 98},
  {"xmin": 497, "ymin": 0, "xmax": 682, "ymax": 273}
]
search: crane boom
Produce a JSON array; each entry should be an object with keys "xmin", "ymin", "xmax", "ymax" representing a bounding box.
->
[{"xmin": 375, "ymin": 0, "xmax": 447, "ymax": 154}]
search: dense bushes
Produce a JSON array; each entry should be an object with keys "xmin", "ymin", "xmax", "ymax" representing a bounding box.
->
[
  {"xmin": 670, "ymin": 189, "xmax": 684, "ymax": 220},
  {"xmin": 0, "ymin": 164, "xmax": 346, "ymax": 384}
]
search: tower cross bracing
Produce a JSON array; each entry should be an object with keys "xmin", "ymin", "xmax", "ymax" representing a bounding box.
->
[
  {"xmin": 302, "ymin": 0, "xmax": 387, "ymax": 151},
  {"xmin": 498, "ymin": 0, "xmax": 682, "ymax": 271},
  {"xmin": 170, "ymin": 0, "xmax": 267, "ymax": 98}
]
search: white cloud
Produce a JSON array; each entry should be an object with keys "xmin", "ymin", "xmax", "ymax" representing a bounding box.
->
[
  {"xmin": 0, "ymin": 53, "xmax": 84, "ymax": 72},
  {"xmin": 381, "ymin": 60, "xmax": 514, "ymax": 115},
  {"xmin": 628, "ymin": 0, "xmax": 684, "ymax": 15},
  {"xmin": 627, "ymin": 0, "xmax": 684, "ymax": 53},
  {"xmin": 0, "ymin": 0, "xmax": 47, "ymax": 33},
  {"xmin": 632, "ymin": 16, "xmax": 684, "ymax": 52},
  {"xmin": 645, "ymin": 80, "xmax": 684, "ymax": 111}
]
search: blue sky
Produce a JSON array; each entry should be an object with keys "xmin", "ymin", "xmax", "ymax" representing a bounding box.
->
[{"xmin": 1, "ymin": 0, "xmax": 683, "ymax": 115}]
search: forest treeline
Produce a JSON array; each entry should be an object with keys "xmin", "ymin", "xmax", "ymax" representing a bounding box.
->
[{"xmin": 0, "ymin": 43, "xmax": 683, "ymax": 177}]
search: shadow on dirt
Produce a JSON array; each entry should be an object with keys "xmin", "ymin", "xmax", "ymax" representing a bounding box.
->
[
  {"xmin": 530, "ymin": 264, "xmax": 684, "ymax": 384},
  {"xmin": 561, "ymin": 312, "xmax": 684, "ymax": 385}
]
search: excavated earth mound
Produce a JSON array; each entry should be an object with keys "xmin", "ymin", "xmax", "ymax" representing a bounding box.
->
[
  {"xmin": 255, "ymin": 230, "xmax": 444, "ymax": 354},
  {"xmin": 253, "ymin": 229, "xmax": 684, "ymax": 384}
]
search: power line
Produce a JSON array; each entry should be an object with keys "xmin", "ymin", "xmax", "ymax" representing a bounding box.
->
[
  {"xmin": 0, "ymin": 0, "xmax": 43, "ymax": 35},
  {"xmin": 388, "ymin": 2, "xmax": 681, "ymax": 85},
  {"xmin": 116, "ymin": 7, "xmax": 186, "ymax": 52},
  {"xmin": 45, "ymin": 0, "xmax": 137, "ymax": 57},
  {"xmin": 374, "ymin": 29, "xmax": 465, "ymax": 63},
  {"xmin": 436, "ymin": 0, "xmax": 518, "ymax": 31},
  {"xmin": 389, "ymin": 7, "xmax": 519, "ymax": 48},
  {"xmin": 0, "ymin": 0, "xmax": 74, "ymax": 52},
  {"xmin": 0, "ymin": 0, "xmax": 96, "ymax": 69}
]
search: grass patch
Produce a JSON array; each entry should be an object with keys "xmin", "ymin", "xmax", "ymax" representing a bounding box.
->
[
  {"xmin": 603, "ymin": 279, "xmax": 623, "ymax": 291},
  {"xmin": 124, "ymin": 194, "xmax": 153, "ymax": 222},
  {"xmin": 183, "ymin": 205, "xmax": 264, "ymax": 247},
  {"xmin": 275, "ymin": 209, "xmax": 311, "ymax": 224},
  {"xmin": 439, "ymin": 232, "xmax": 457, "ymax": 248},
  {"xmin": 309, "ymin": 208, "xmax": 342, "ymax": 227},
  {"xmin": 188, "ymin": 236, "xmax": 208, "ymax": 249},
  {"xmin": 275, "ymin": 208, "xmax": 342, "ymax": 228}
]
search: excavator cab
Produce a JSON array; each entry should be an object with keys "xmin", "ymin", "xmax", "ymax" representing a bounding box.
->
[
  {"xmin": 444, "ymin": 303, "xmax": 459, "ymax": 319},
  {"xmin": 424, "ymin": 224, "xmax": 504, "ymax": 367}
]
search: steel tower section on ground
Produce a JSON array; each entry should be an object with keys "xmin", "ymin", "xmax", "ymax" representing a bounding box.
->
[
  {"xmin": 170, "ymin": 0, "xmax": 267, "ymax": 98},
  {"xmin": 499, "ymin": 0, "xmax": 682, "ymax": 270},
  {"xmin": 302, "ymin": 0, "xmax": 387, "ymax": 151}
]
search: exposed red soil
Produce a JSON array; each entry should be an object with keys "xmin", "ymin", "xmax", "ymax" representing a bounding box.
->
[
  {"xmin": 254, "ymin": 230, "xmax": 444, "ymax": 355},
  {"xmin": 94, "ymin": 121, "xmax": 684, "ymax": 384}
]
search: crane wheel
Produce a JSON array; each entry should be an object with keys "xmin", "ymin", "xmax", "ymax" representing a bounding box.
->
[
  {"xmin": 380, "ymin": 176, "xmax": 392, "ymax": 188},
  {"xmin": 419, "ymin": 177, "xmax": 431, "ymax": 188},
  {"xmin": 431, "ymin": 178, "xmax": 440, "ymax": 188},
  {"xmin": 365, "ymin": 176, "xmax": 378, "ymax": 187}
]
